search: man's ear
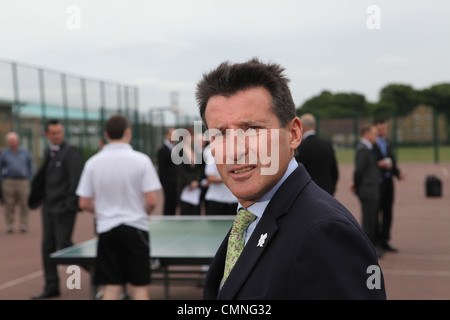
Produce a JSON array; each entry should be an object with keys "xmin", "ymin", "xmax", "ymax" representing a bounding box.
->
[
  {"xmin": 289, "ymin": 117, "xmax": 302, "ymax": 150},
  {"xmin": 124, "ymin": 127, "xmax": 132, "ymax": 140}
]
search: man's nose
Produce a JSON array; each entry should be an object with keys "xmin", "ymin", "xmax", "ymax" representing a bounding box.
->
[{"xmin": 225, "ymin": 129, "xmax": 248, "ymax": 164}]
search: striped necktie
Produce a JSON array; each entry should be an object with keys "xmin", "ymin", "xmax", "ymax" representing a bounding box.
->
[{"xmin": 222, "ymin": 208, "xmax": 257, "ymax": 284}]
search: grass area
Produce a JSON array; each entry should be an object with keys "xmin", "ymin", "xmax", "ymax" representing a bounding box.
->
[{"xmin": 335, "ymin": 146, "xmax": 450, "ymax": 164}]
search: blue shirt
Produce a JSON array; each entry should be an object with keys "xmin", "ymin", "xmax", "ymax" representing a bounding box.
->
[
  {"xmin": 238, "ymin": 158, "xmax": 299, "ymax": 245},
  {"xmin": 376, "ymin": 137, "xmax": 387, "ymax": 157},
  {"xmin": 0, "ymin": 147, "xmax": 34, "ymax": 180}
]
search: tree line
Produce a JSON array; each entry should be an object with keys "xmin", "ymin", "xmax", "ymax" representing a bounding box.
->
[{"xmin": 297, "ymin": 82, "xmax": 450, "ymax": 120}]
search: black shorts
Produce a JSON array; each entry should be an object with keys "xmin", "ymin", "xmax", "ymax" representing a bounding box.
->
[{"xmin": 94, "ymin": 224, "xmax": 151, "ymax": 286}]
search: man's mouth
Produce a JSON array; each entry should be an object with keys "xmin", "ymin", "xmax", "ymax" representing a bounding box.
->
[{"xmin": 232, "ymin": 167, "xmax": 254, "ymax": 174}]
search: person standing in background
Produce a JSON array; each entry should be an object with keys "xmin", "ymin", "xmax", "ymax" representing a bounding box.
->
[
  {"xmin": 373, "ymin": 118, "xmax": 406, "ymax": 253},
  {"xmin": 203, "ymin": 144, "xmax": 238, "ymax": 216},
  {"xmin": 30, "ymin": 119, "xmax": 83, "ymax": 299},
  {"xmin": 0, "ymin": 132, "xmax": 34, "ymax": 233},
  {"xmin": 295, "ymin": 113, "xmax": 339, "ymax": 196},
  {"xmin": 77, "ymin": 114, "xmax": 161, "ymax": 300},
  {"xmin": 194, "ymin": 132, "xmax": 209, "ymax": 214},
  {"xmin": 178, "ymin": 128, "xmax": 202, "ymax": 215},
  {"xmin": 352, "ymin": 124, "xmax": 383, "ymax": 258},
  {"xmin": 157, "ymin": 127, "xmax": 178, "ymax": 215}
]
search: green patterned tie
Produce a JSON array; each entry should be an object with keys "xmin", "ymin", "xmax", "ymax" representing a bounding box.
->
[{"xmin": 222, "ymin": 208, "xmax": 257, "ymax": 284}]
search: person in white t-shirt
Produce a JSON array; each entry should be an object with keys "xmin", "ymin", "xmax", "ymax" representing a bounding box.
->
[
  {"xmin": 76, "ymin": 114, "xmax": 162, "ymax": 300},
  {"xmin": 203, "ymin": 145, "xmax": 238, "ymax": 215}
]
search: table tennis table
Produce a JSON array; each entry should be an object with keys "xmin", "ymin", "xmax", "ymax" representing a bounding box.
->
[{"xmin": 50, "ymin": 216, "xmax": 234, "ymax": 299}]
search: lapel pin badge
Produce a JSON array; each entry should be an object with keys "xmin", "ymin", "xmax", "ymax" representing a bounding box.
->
[{"xmin": 257, "ymin": 233, "xmax": 268, "ymax": 247}]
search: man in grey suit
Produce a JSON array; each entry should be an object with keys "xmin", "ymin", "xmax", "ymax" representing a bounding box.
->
[
  {"xmin": 352, "ymin": 124, "xmax": 382, "ymax": 257},
  {"xmin": 30, "ymin": 119, "xmax": 83, "ymax": 299}
]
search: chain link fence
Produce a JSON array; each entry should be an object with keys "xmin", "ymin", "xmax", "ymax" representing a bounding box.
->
[
  {"xmin": 2, "ymin": 58, "xmax": 446, "ymax": 167},
  {"xmin": 311, "ymin": 105, "xmax": 447, "ymax": 163},
  {"xmin": 0, "ymin": 58, "xmax": 199, "ymax": 167}
]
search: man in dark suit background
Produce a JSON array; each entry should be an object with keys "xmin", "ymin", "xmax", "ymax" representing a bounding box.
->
[
  {"xmin": 30, "ymin": 119, "xmax": 83, "ymax": 299},
  {"xmin": 157, "ymin": 127, "xmax": 178, "ymax": 215},
  {"xmin": 196, "ymin": 58, "xmax": 385, "ymax": 299},
  {"xmin": 352, "ymin": 124, "xmax": 383, "ymax": 257},
  {"xmin": 373, "ymin": 118, "xmax": 405, "ymax": 253},
  {"xmin": 295, "ymin": 113, "xmax": 339, "ymax": 196}
]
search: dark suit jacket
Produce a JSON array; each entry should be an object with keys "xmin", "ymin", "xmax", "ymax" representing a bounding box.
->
[
  {"xmin": 203, "ymin": 163, "xmax": 386, "ymax": 300},
  {"xmin": 295, "ymin": 134, "xmax": 338, "ymax": 195},
  {"xmin": 157, "ymin": 143, "xmax": 178, "ymax": 186},
  {"xmin": 353, "ymin": 142, "xmax": 380, "ymax": 200},
  {"xmin": 372, "ymin": 138, "xmax": 400, "ymax": 181},
  {"xmin": 29, "ymin": 141, "xmax": 83, "ymax": 214}
]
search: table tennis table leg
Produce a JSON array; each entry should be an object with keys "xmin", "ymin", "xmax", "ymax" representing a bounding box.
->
[
  {"xmin": 89, "ymin": 265, "xmax": 99, "ymax": 300},
  {"xmin": 162, "ymin": 265, "xmax": 170, "ymax": 299}
]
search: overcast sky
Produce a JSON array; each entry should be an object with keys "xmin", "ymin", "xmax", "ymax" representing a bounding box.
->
[{"xmin": 1, "ymin": 0, "xmax": 449, "ymax": 120}]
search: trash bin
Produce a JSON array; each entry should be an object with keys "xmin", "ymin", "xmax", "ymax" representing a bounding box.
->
[{"xmin": 425, "ymin": 175, "xmax": 442, "ymax": 197}]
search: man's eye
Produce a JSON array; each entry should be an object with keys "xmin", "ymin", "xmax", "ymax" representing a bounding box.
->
[{"xmin": 246, "ymin": 127, "xmax": 260, "ymax": 136}]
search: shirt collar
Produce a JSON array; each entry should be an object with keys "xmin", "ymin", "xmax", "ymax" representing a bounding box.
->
[
  {"xmin": 237, "ymin": 157, "xmax": 299, "ymax": 219},
  {"xmin": 103, "ymin": 143, "xmax": 133, "ymax": 150},
  {"xmin": 360, "ymin": 138, "xmax": 373, "ymax": 150},
  {"xmin": 302, "ymin": 130, "xmax": 316, "ymax": 140},
  {"xmin": 376, "ymin": 137, "xmax": 386, "ymax": 144},
  {"xmin": 164, "ymin": 139, "xmax": 174, "ymax": 150}
]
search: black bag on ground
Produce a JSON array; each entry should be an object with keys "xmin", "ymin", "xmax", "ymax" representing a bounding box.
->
[{"xmin": 425, "ymin": 175, "xmax": 442, "ymax": 197}]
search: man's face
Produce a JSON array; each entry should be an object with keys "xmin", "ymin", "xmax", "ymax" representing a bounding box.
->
[
  {"xmin": 204, "ymin": 86, "xmax": 302, "ymax": 208},
  {"xmin": 368, "ymin": 126, "xmax": 378, "ymax": 144},
  {"xmin": 45, "ymin": 123, "xmax": 65, "ymax": 146},
  {"xmin": 7, "ymin": 135, "xmax": 18, "ymax": 150},
  {"xmin": 376, "ymin": 122, "xmax": 387, "ymax": 137}
]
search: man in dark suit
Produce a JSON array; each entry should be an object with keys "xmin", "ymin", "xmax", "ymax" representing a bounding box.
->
[
  {"xmin": 295, "ymin": 113, "xmax": 339, "ymax": 195},
  {"xmin": 196, "ymin": 58, "xmax": 385, "ymax": 299},
  {"xmin": 157, "ymin": 127, "xmax": 178, "ymax": 215},
  {"xmin": 30, "ymin": 119, "xmax": 83, "ymax": 299},
  {"xmin": 352, "ymin": 124, "xmax": 382, "ymax": 257},
  {"xmin": 373, "ymin": 119, "xmax": 405, "ymax": 253}
]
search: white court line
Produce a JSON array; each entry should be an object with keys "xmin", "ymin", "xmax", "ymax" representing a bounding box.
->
[{"xmin": 0, "ymin": 270, "xmax": 43, "ymax": 291}]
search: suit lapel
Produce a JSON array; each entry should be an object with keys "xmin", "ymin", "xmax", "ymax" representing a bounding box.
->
[
  {"xmin": 216, "ymin": 164, "xmax": 311, "ymax": 299},
  {"xmin": 47, "ymin": 142, "xmax": 67, "ymax": 170}
]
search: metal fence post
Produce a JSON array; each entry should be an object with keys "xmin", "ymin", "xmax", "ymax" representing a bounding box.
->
[
  {"xmin": 433, "ymin": 107, "xmax": 439, "ymax": 163},
  {"xmin": 38, "ymin": 68, "xmax": 47, "ymax": 121},
  {"xmin": 61, "ymin": 73, "xmax": 70, "ymax": 139}
]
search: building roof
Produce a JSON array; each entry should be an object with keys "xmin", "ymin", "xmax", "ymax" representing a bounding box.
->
[{"xmin": 14, "ymin": 102, "xmax": 100, "ymax": 121}]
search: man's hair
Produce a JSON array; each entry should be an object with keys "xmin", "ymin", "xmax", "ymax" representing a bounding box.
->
[
  {"xmin": 195, "ymin": 57, "xmax": 296, "ymax": 128},
  {"xmin": 45, "ymin": 119, "xmax": 61, "ymax": 132},
  {"xmin": 105, "ymin": 114, "xmax": 129, "ymax": 140},
  {"xmin": 5, "ymin": 131, "xmax": 19, "ymax": 141},
  {"xmin": 360, "ymin": 123, "xmax": 373, "ymax": 137},
  {"xmin": 374, "ymin": 118, "xmax": 387, "ymax": 125},
  {"xmin": 299, "ymin": 113, "xmax": 316, "ymax": 131}
]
